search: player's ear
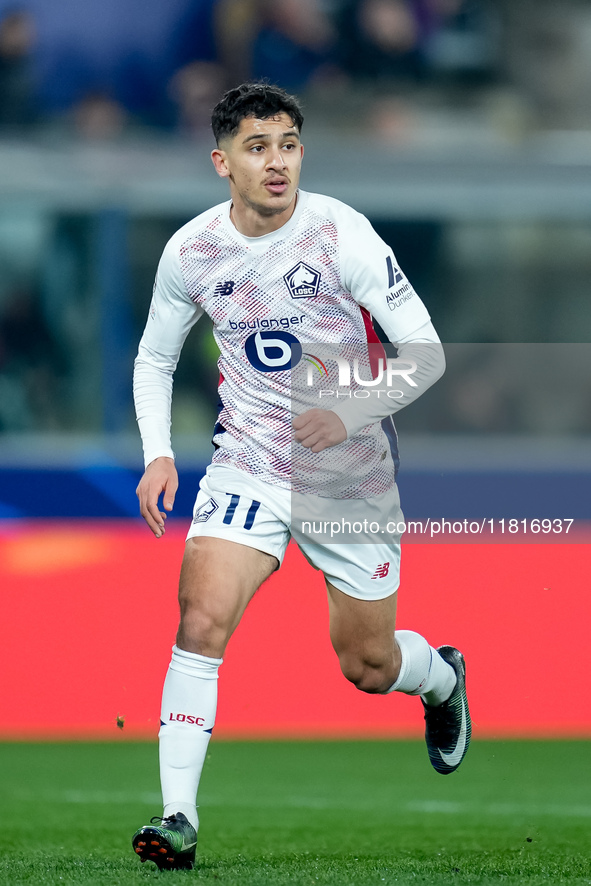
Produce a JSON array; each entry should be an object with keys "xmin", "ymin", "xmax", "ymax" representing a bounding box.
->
[{"xmin": 211, "ymin": 148, "xmax": 230, "ymax": 178}]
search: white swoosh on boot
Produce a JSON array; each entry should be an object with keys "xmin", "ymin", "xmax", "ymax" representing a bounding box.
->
[{"xmin": 438, "ymin": 698, "xmax": 467, "ymax": 768}]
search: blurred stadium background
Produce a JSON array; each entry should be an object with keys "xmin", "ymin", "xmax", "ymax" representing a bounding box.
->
[{"xmin": 0, "ymin": 0, "xmax": 590, "ymax": 742}]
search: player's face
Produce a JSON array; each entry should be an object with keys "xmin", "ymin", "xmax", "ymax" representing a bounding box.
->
[{"xmin": 211, "ymin": 113, "xmax": 304, "ymax": 234}]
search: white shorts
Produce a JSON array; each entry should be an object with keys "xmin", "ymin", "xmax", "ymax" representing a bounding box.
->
[{"xmin": 186, "ymin": 464, "xmax": 403, "ymax": 601}]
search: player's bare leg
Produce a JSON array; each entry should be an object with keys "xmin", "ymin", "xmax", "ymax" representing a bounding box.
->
[
  {"xmin": 133, "ymin": 537, "xmax": 277, "ymax": 870},
  {"xmin": 326, "ymin": 579, "xmax": 471, "ymax": 774},
  {"xmin": 177, "ymin": 535, "xmax": 278, "ymax": 657},
  {"xmin": 326, "ymin": 581, "xmax": 400, "ymax": 693}
]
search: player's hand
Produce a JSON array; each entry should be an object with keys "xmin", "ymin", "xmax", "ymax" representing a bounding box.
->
[
  {"xmin": 292, "ymin": 409, "xmax": 347, "ymax": 453},
  {"xmin": 136, "ymin": 456, "xmax": 178, "ymax": 538}
]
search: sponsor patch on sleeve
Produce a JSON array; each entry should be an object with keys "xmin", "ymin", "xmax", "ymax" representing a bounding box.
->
[{"xmin": 385, "ymin": 256, "xmax": 416, "ymax": 311}]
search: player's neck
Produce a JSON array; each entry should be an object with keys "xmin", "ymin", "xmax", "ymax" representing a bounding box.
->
[{"xmin": 229, "ymin": 194, "xmax": 298, "ymax": 238}]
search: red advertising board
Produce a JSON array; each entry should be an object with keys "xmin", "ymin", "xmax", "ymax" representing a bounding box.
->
[{"xmin": 1, "ymin": 521, "xmax": 589, "ymax": 738}]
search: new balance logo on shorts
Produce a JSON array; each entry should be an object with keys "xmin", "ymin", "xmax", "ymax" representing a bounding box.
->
[
  {"xmin": 371, "ymin": 562, "xmax": 390, "ymax": 579},
  {"xmin": 214, "ymin": 280, "xmax": 235, "ymax": 296}
]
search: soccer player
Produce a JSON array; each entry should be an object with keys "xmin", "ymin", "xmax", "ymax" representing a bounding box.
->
[{"xmin": 131, "ymin": 82, "xmax": 471, "ymax": 871}]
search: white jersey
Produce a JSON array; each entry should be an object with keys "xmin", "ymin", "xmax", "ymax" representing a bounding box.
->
[{"xmin": 134, "ymin": 190, "xmax": 434, "ymax": 497}]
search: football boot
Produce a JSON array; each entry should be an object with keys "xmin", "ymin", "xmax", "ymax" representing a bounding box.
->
[
  {"xmin": 422, "ymin": 645, "xmax": 471, "ymax": 775},
  {"xmin": 132, "ymin": 812, "xmax": 197, "ymax": 870}
]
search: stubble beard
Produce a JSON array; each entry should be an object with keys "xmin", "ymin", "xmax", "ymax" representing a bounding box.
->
[
  {"xmin": 243, "ymin": 191, "xmax": 294, "ymax": 218},
  {"xmin": 231, "ymin": 175, "xmax": 297, "ymax": 219}
]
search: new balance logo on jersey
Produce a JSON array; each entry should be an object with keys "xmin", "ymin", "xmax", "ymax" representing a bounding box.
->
[
  {"xmin": 284, "ymin": 262, "xmax": 321, "ymax": 298},
  {"xmin": 193, "ymin": 497, "xmax": 219, "ymax": 523},
  {"xmin": 371, "ymin": 562, "xmax": 390, "ymax": 579},
  {"xmin": 214, "ymin": 280, "xmax": 235, "ymax": 296}
]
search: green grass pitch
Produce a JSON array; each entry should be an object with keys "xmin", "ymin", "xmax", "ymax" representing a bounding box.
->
[{"xmin": 1, "ymin": 739, "xmax": 590, "ymax": 885}]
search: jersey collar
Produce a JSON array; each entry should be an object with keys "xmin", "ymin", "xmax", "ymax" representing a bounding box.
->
[{"xmin": 223, "ymin": 190, "xmax": 306, "ymax": 249}]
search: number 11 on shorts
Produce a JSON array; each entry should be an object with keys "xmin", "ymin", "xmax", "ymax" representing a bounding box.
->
[{"xmin": 223, "ymin": 493, "xmax": 261, "ymax": 530}]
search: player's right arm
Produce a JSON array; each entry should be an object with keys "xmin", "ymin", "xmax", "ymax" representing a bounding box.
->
[
  {"xmin": 133, "ymin": 238, "xmax": 203, "ymax": 536},
  {"xmin": 136, "ymin": 456, "xmax": 178, "ymax": 538}
]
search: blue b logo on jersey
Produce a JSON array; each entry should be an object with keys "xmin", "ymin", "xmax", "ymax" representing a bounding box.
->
[{"xmin": 244, "ymin": 330, "xmax": 302, "ymax": 372}]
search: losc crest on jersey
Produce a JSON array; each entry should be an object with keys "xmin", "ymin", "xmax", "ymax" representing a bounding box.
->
[{"xmin": 283, "ymin": 262, "xmax": 321, "ymax": 298}]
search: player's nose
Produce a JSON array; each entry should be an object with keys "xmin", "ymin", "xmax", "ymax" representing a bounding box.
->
[{"xmin": 266, "ymin": 147, "xmax": 287, "ymax": 169}]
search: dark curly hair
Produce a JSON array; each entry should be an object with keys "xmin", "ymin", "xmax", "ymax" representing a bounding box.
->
[{"xmin": 211, "ymin": 81, "xmax": 304, "ymax": 145}]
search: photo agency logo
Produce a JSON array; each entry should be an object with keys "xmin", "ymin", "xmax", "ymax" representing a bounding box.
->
[
  {"xmin": 241, "ymin": 331, "xmax": 418, "ymax": 403},
  {"xmin": 302, "ymin": 352, "xmax": 417, "ymax": 401}
]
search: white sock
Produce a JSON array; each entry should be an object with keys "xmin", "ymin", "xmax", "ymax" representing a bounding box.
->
[
  {"xmin": 387, "ymin": 629, "xmax": 456, "ymax": 706},
  {"xmin": 159, "ymin": 644, "xmax": 222, "ymax": 833}
]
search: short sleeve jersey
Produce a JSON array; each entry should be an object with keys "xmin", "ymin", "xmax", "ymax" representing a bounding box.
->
[{"xmin": 139, "ymin": 190, "xmax": 431, "ymax": 497}]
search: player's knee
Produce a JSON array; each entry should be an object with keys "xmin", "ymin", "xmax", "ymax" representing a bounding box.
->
[
  {"xmin": 177, "ymin": 598, "xmax": 229, "ymax": 655},
  {"xmin": 338, "ymin": 654, "xmax": 390, "ymax": 694}
]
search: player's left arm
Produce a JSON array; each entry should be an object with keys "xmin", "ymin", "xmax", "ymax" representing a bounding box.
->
[
  {"xmin": 292, "ymin": 408, "xmax": 348, "ymax": 453},
  {"xmin": 292, "ymin": 322, "xmax": 444, "ymax": 452},
  {"xmin": 327, "ymin": 320, "xmax": 445, "ymax": 442},
  {"xmin": 294, "ymin": 210, "xmax": 445, "ymax": 451}
]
